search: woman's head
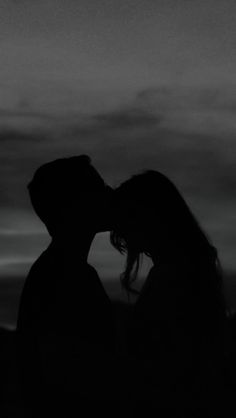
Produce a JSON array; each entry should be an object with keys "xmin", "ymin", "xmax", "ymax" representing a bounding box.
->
[{"xmin": 111, "ymin": 170, "xmax": 220, "ymax": 292}]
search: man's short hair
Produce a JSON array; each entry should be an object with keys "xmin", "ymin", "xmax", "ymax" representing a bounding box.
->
[{"xmin": 28, "ymin": 155, "xmax": 106, "ymax": 235}]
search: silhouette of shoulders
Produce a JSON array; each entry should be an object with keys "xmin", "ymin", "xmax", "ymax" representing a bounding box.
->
[{"xmin": 17, "ymin": 243, "xmax": 114, "ymax": 347}]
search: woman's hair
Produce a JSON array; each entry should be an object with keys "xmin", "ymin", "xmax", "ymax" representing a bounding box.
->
[{"xmin": 110, "ymin": 170, "xmax": 224, "ymax": 298}]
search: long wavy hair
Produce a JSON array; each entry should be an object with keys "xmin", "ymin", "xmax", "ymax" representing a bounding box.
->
[{"xmin": 110, "ymin": 171, "xmax": 225, "ymax": 303}]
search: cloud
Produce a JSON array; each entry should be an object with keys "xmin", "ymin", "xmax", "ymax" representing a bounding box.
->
[
  {"xmin": 137, "ymin": 84, "xmax": 236, "ymax": 113},
  {"xmin": 92, "ymin": 107, "xmax": 162, "ymax": 130},
  {"xmin": 0, "ymin": 129, "xmax": 49, "ymax": 143},
  {"xmin": 133, "ymin": 86, "xmax": 236, "ymax": 141}
]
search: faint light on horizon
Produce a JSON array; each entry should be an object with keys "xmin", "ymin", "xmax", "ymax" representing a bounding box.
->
[
  {"xmin": 0, "ymin": 256, "xmax": 36, "ymax": 280},
  {"xmin": 0, "ymin": 257, "xmax": 34, "ymax": 266},
  {"xmin": 0, "ymin": 228, "xmax": 47, "ymax": 236},
  {"xmin": 0, "ymin": 257, "xmax": 34, "ymax": 278}
]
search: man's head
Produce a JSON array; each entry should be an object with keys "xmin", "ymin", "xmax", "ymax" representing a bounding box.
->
[{"xmin": 28, "ymin": 155, "xmax": 112, "ymax": 237}]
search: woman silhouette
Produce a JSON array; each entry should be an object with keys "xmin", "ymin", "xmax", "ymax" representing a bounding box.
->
[{"xmin": 111, "ymin": 170, "xmax": 228, "ymax": 416}]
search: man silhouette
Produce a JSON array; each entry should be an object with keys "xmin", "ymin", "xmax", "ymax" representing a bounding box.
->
[{"xmin": 17, "ymin": 155, "xmax": 116, "ymax": 416}]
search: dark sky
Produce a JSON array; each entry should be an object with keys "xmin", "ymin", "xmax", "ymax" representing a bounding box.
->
[{"xmin": 1, "ymin": 0, "xmax": 236, "ymax": 279}]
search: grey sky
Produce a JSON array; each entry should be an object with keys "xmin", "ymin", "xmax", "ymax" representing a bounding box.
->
[{"xmin": 1, "ymin": 0, "xmax": 236, "ymax": 87}]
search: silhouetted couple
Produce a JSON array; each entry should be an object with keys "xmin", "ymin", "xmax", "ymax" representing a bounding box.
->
[{"xmin": 17, "ymin": 155, "xmax": 228, "ymax": 417}]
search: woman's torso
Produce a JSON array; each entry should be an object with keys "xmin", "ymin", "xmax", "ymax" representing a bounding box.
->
[{"xmin": 127, "ymin": 259, "xmax": 226, "ymax": 406}]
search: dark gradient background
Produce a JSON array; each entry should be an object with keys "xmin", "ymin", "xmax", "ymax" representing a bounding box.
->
[{"xmin": 1, "ymin": 0, "xmax": 236, "ymax": 328}]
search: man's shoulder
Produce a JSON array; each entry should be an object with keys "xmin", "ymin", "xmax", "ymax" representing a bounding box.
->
[
  {"xmin": 22, "ymin": 249, "xmax": 56, "ymax": 297},
  {"xmin": 26, "ymin": 249, "xmax": 52, "ymax": 276}
]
